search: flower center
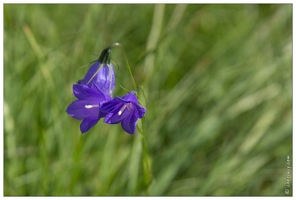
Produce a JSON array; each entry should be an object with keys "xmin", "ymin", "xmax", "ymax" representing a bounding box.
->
[
  {"xmin": 85, "ymin": 104, "xmax": 99, "ymax": 109},
  {"xmin": 118, "ymin": 103, "xmax": 133, "ymax": 116}
]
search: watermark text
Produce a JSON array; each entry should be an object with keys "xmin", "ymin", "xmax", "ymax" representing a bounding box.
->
[{"xmin": 285, "ymin": 155, "xmax": 292, "ymax": 195}]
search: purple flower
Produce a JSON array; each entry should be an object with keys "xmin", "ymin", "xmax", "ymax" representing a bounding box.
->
[
  {"xmin": 99, "ymin": 91, "xmax": 146, "ymax": 134},
  {"xmin": 67, "ymin": 44, "xmax": 147, "ymax": 135},
  {"xmin": 78, "ymin": 48, "xmax": 115, "ymax": 97},
  {"xmin": 66, "ymin": 84, "xmax": 112, "ymax": 133}
]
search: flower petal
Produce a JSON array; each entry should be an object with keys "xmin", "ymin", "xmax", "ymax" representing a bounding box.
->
[
  {"xmin": 121, "ymin": 111, "xmax": 138, "ymax": 134},
  {"xmin": 94, "ymin": 64, "xmax": 115, "ymax": 97},
  {"xmin": 103, "ymin": 103, "xmax": 129, "ymax": 124},
  {"xmin": 134, "ymin": 103, "xmax": 146, "ymax": 118},
  {"xmin": 80, "ymin": 117, "xmax": 99, "ymax": 133},
  {"xmin": 73, "ymin": 84, "xmax": 108, "ymax": 101},
  {"xmin": 100, "ymin": 97, "xmax": 122, "ymax": 113},
  {"xmin": 66, "ymin": 99, "xmax": 100, "ymax": 120},
  {"xmin": 78, "ymin": 61, "xmax": 100, "ymax": 85},
  {"xmin": 121, "ymin": 92, "xmax": 138, "ymax": 103},
  {"xmin": 100, "ymin": 97, "xmax": 137, "ymax": 125},
  {"xmin": 104, "ymin": 113, "xmax": 123, "ymax": 124},
  {"xmin": 104, "ymin": 107, "xmax": 133, "ymax": 124},
  {"xmin": 77, "ymin": 61, "xmax": 115, "ymax": 96}
]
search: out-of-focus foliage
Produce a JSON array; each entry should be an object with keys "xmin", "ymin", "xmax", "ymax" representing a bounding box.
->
[{"xmin": 4, "ymin": 4, "xmax": 292, "ymax": 196}]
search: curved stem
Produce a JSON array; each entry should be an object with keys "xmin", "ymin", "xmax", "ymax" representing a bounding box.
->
[{"xmin": 109, "ymin": 42, "xmax": 137, "ymax": 90}]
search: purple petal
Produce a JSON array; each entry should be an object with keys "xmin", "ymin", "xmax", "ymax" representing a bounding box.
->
[
  {"xmin": 134, "ymin": 103, "xmax": 146, "ymax": 118},
  {"xmin": 121, "ymin": 111, "xmax": 138, "ymax": 134},
  {"xmin": 98, "ymin": 91, "xmax": 146, "ymax": 134},
  {"xmin": 103, "ymin": 104, "xmax": 133, "ymax": 124},
  {"xmin": 100, "ymin": 97, "xmax": 122, "ymax": 113},
  {"xmin": 80, "ymin": 117, "xmax": 99, "ymax": 133},
  {"xmin": 78, "ymin": 61, "xmax": 115, "ymax": 96},
  {"xmin": 102, "ymin": 103, "xmax": 127, "ymax": 124},
  {"xmin": 121, "ymin": 92, "xmax": 138, "ymax": 103},
  {"xmin": 66, "ymin": 99, "xmax": 100, "ymax": 120},
  {"xmin": 78, "ymin": 61, "xmax": 100, "ymax": 85},
  {"xmin": 94, "ymin": 64, "xmax": 115, "ymax": 97},
  {"xmin": 73, "ymin": 84, "xmax": 106, "ymax": 100},
  {"xmin": 118, "ymin": 92, "xmax": 146, "ymax": 118},
  {"xmin": 100, "ymin": 96, "xmax": 136, "ymax": 124},
  {"xmin": 104, "ymin": 112, "xmax": 124, "ymax": 124}
]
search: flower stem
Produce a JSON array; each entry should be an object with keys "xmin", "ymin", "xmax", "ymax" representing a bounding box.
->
[
  {"xmin": 109, "ymin": 43, "xmax": 137, "ymax": 91},
  {"xmin": 112, "ymin": 42, "xmax": 151, "ymax": 194},
  {"xmin": 137, "ymin": 117, "xmax": 151, "ymax": 195},
  {"xmin": 136, "ymin": 86, "xmax": 151, "ymax": 194}
]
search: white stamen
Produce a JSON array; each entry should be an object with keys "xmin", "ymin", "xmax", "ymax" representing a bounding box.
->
[
  {"xmin": 118, "ymin": 103, "xmax": 133, "ymax": 116},
  {"xmin": 118, "ymin": 104, "xmax": 128, "ymax": 116},
  {"xmin": 85, "ymin": 105, "xmax": 99, "ymax": 109}
]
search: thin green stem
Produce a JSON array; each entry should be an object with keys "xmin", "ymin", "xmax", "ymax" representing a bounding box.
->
[
  {"xmin": 112, "ymin": 42, "xmax": 151, "ymax": 194},
  {"xmin": 109, "ymin": 43, "xmax": 137, "ymax": 90},
  {"xmin": 137, "ymin": 119, "xmax": 151, "ymax": 195},
  {"xmin": 136, "ymin": 85, "xmax": 151, "ymax": 194}
]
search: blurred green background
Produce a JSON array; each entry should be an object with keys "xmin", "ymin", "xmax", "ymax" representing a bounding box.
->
[{"xmin": 4, "ymin": 4, "xmax": 292, "ymax": 196}]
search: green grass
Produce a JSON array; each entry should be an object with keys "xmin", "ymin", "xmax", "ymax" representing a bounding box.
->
[{"xmin": 4, "ymin": 4, "xmax": 292, "ymax": 196}]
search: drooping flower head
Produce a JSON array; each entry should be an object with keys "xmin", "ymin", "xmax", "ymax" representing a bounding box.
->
[
  {"xmin": 99, "ymin": 91, "xmax": 146, "ymax": 134},
  {"xmin": 78, "ymin": 47, "xmax": 115, "ymax": 97}
]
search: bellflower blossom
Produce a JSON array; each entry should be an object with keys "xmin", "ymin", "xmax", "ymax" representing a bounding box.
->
[
  {"xmin": 66, "ymin": 47, "xmax": 114, "ymax": 133},
  {"xmin": 78, "ymin": 48, "xmax": 115, "ymax": 97},
  {"xmin": 66, "ymin": 84, "xmax": 112, "ymax": 133},
  {"xmin": 99, "ymin": 91, "xmax": 146, "ymax": 134},
  {"xmin": 66, "ymin": 43, "xmax": 146, "ymax": 134}
]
